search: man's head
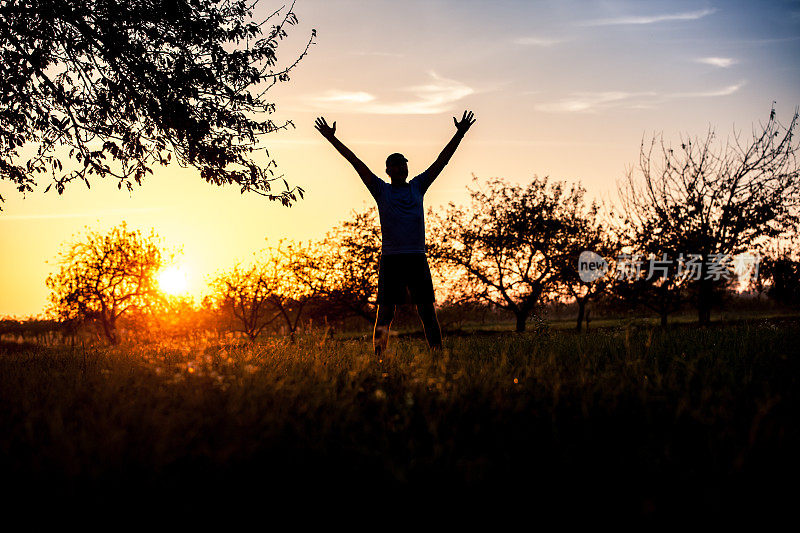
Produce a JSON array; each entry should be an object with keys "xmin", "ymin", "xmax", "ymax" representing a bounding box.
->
[{"xmin": 385, "ymin": 153, "xmax": 408, "ymax": 183}]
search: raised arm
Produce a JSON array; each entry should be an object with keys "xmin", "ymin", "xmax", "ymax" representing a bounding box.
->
[
  {"xmin": 423, "ymin": 110, "xmax": 476, "ymax": 186},
  {"xmin": 314, "ymin": 117, "xmax": 376, "ymax": 189}
]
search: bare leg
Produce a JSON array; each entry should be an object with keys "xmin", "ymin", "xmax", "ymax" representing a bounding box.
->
[
  {"xmin": 373, "ymin": 304, "xmax": 395, "ymax": 358},
  {"xmin": 416, "ymin": 302, "xmax": 442, "ymax": 349}
]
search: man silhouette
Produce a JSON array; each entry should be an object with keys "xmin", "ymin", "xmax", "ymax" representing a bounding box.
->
[{"xmin": 315, "ymin": 110, "xmax": 476, "ymax": 357}]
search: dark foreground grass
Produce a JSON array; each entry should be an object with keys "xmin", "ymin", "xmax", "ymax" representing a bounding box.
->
[{"xmin": 1, "ymin": 319, "xmax": 798, "ymax": 521}]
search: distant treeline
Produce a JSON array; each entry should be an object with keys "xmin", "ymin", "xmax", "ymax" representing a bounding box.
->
[{"xmin": 18, "ymin": 107, "xmax": 800, "ymax": 344}]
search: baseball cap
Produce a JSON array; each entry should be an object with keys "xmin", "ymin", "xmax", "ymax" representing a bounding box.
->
[{"xmin": 386, "ymin": 153, "xmax": 408, "ymax": 166}]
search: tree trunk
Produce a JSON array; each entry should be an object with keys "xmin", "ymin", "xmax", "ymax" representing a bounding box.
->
[
  {"xmin": 102, "ymin": 317, "xmax": 118, "ymax": 344},
  {"xmin": 698, "ymin": 305, "xmax": 711, "ymax": 325},
  {"xmin": 575, "ymin": 299, "xmax": 586, "ymax": 332},
  {"xmin": 660, "ymin": 312, "xmax": 668, "ymax": 327},
  {"xmin": 697, "ymin": 278, "xmax": 712, "ymax": 325},
  {"xmin": 514, "ymin": 312, "xmax": 528, "ymax": 332}
]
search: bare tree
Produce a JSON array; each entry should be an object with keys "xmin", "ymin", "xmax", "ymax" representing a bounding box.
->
[{"xmin": 620, "ymin": 106, "xmax": 800, "ymax": 324}]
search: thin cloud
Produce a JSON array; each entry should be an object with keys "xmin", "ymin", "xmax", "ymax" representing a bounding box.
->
[
  {"xmin": 581, "ymin": 8, "xmax": 716, "ymax": 26},
  {"xmin": 535, "ymin": 91, "xmax": 656, "ymax": 113},
  {"xmin": 305, "ymin": 72, "xmax": 474, "ymax": 115},
  {"xmin": 695, "ymin": 57, "xmax": 737, "ymax": 68},
  {"xmin": 0, "ymin": 207, "xmax": 164, "ymax": 221},
  {"xmin": 311, "ymin": 90, "xmax": 377, "ymax": 104},
  {"xmin": 672, "ymin": 82, "xmax": 745, "ymax": 98},
  {"xmin": 661, "ymin": 36, "xmax": 800, "ymax": 46},
  {"xmin": 514, "ymin": 36, "xmax": 564, "ymax": 47},
  {"xmin": 534, "ymin": 82, "xmax": 745, "ymax": 113}
]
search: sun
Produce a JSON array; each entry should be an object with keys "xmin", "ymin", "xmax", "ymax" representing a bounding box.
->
[{"xmin": 158, "ymin": 266, "xmax": 189, "ymax": 296}]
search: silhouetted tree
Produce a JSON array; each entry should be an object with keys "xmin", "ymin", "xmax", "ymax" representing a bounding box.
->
[
  {"xmin": 609, "ymin": 206, "xmax": 690, "ymax": 326},
  {"xmin": 46, "ymin": 223, "xmax": 164, "ymax": 343},
  {"xmin": 760, "ymin": 239, "xmax": 800, "ymax": 309},
  {"xmin": 610, "ymin": 255, "xmax": 693, "ymax": 327},
  {"xmin": 0, "ymin": 0, "xmax": 314, "ymax": 209},
  {"xmin": 209, "ymin": 242, "xmax": 315, "ymax": 341},
  {"xmin": 620, "ymin": 107, "xmax": 800, "ymax": 325},
  {"xmin": 555, "ymin": 205, "xmax": 618, "ymax": 331},
  {"xmin": 209, "ymin": 262, "xmax": 279, "ymax": 342},
  {"xmin": 290, "ymin": 208, "xmax": 380, "ymax": 324},
  {"xmin": 429, "ymin": 176, "xmax": 590, "ymax": 332},
  {"xmin": 0, "ymin": 317, "xmax": 64, "ymax": 343}
]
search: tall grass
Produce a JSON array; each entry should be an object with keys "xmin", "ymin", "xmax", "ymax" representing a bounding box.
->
[{"xmin": 1, "ymin": 319, "xmax": 797, "ymax": 518}]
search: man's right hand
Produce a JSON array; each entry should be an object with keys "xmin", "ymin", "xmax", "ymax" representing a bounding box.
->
[{"xmin": 314, "ymin": 117, "xmax": 336, "ymax": 139}]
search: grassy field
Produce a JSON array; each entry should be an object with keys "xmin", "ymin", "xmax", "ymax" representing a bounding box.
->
[{"xmin": 1, "ymin": 317, "xmax": 798, "ymax": 520}]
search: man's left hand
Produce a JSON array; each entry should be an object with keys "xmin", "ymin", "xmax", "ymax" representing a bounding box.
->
[{"xmin": 454, "ymin": 110, "xmax": 476, "ymax": 134}]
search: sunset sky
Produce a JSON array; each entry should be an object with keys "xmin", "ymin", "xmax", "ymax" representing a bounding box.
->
[{"xmin": 2, "ymin": 0, "xmax": 799, "ymax": 317}]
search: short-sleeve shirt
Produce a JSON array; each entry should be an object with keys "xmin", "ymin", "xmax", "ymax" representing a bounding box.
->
[{"xmin": 366, "ymin": 171, "xmax": 435, "ymax": 255}]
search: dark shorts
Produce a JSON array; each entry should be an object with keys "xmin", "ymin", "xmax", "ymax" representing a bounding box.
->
[{"xmin": 377, "ymin": 253, "xmax": 435, "ymax": 305}]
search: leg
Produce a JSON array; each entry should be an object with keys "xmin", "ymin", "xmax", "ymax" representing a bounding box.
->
[
  {"xmin": 373, "ymin": 304, "xmax": 395, "ymax": 358},
  {"xmin": 416, "ymin": 301, "xmax": 442, "ymax": 349},
  {"xmin": 408, "ymin": 255, "xmax": 440, "ymax": 350}
]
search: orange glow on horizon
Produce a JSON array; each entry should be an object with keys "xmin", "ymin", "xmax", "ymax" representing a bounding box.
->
[{"xmin": 1, "ymin": 1, "xmax": 798, "ymax": 318}]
